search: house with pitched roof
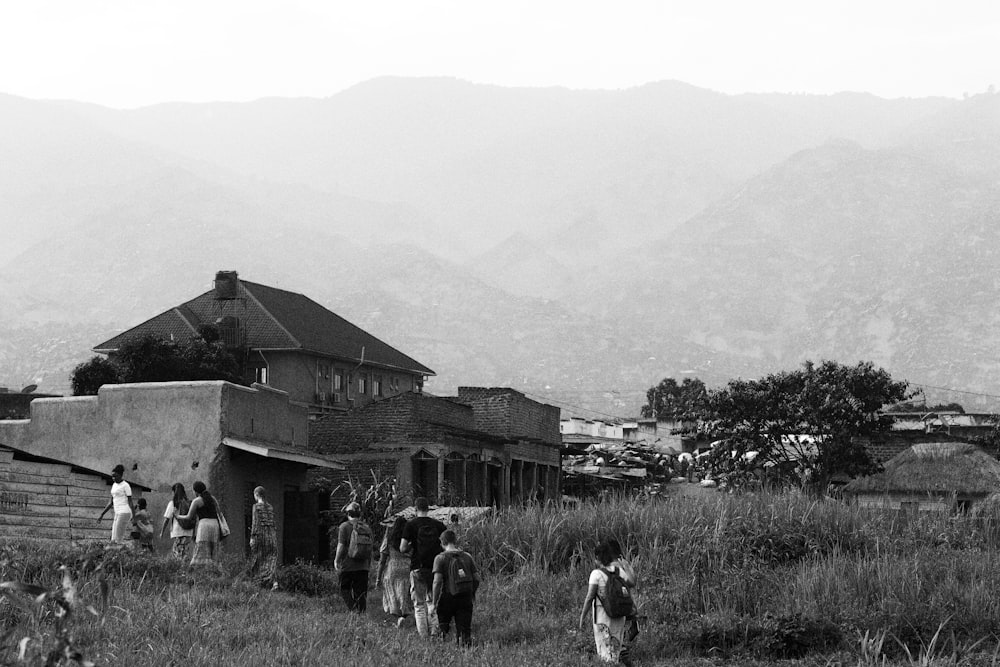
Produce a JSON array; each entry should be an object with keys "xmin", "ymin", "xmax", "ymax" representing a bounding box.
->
[{"xmin": 94, "ymin": 271, "xmax": 435, "ymax": 417}]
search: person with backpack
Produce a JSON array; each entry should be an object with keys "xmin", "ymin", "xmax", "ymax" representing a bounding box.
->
[
  {"xmin": 431, "ymin": 529, "xmax": 480, "ymax": 646},
  {"xmin": 578, "ymin": 539, "xmax": 637, "ymax": 665},
  {"xmin": 399, "ymin": 497, "xmax": 446, "ymax": 638},
  {"xmin": 335, "ymin": 501, "xmax": 373, "ymax": 613}
]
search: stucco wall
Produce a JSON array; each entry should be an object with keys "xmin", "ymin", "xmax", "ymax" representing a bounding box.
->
[{"xmin": 0, "ymin": 381, "xmax": 312, "ymax": 558}]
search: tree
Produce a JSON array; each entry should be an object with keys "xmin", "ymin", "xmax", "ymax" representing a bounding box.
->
[
  {"xmin": 640, "ymin": 377, "xmax": 709, "ymax": 420},
  {"xmin": 71, "ymin": 356, "xmax": 121, "ymax": 395},
  {"xmin": 705, "ymin": 360, "xmax": 912, "ymax": 494},
  {"xmin": 71, "ymin": 332, "xmax": 245, "ymax": 392},
  {"xmin": 114, "ymin": 335, "xmax": 186, "ymax": 383},
  {"xmin": 180, "ymin": 337, "xmax": 241, "ymax": 382}
]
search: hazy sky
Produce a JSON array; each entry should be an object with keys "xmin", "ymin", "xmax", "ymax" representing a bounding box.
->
[{"xmin": 2, "ymin": 0, "xmax": 997, "ymax": 108}]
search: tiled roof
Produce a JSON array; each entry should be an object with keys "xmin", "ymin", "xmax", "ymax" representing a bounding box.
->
[{"xmin": 94, "ymin": 277, "xmax": 434, "ymax": 376}]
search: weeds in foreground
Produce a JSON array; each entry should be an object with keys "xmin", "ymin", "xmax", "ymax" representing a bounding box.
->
[
  {"xmin": 7, "ymin": 492, "xmax": 1000, "ymax": 665},
  {"xmin": 1, "ymin": 562, "xmax": 101, "ymax": 665}
]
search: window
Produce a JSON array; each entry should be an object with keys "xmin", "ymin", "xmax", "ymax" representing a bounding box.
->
[
  {"xmin": 358, "ymin": 375, "xmax": 367, "ymax": 395},
  {"xmin": 333, "ymin": 371, "xmax": 343, "ymax": 391},
  {"xmin": 316, "ymin": 361, "xmax": 331, "ymax": 393},
  {"xmin": 373, "ymin": 377, "xmax": 382, "ymax": 397},
  {"xmin": 254, "ymin": 366, "xmax": 268, "ymax": 384}
]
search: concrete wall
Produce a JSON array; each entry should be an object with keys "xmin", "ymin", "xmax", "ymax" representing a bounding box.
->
[{"xmin": 0, "ymin": 381, "xmax": 311, "ymax": 558}]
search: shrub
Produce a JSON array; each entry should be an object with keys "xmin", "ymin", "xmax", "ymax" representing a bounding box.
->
[{"xmin": 274, "ymin": 560, "xmax": 337, "ymax": 597}]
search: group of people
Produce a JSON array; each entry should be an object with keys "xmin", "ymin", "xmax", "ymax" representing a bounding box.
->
[
  {"xmin": 98, "ymin": 468, "xmax": 636, "ymax": 661},
  {"xmin": 97, "ymin": 464, "xmax": 278, "ymax": 587},
  {"xmin": 334, "ymin": 497, "xmax": 480, "ymax": 646},
  {"xmin": 335, "ymin": 496, "xmax": 639, "ymax": 662}
]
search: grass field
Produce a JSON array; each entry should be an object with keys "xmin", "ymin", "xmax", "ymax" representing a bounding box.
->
[{"xmin": 5, "ymin": 490, "xmax": 1000, "ymax": 666}]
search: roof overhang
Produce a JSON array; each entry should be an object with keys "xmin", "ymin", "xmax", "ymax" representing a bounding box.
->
[
  {"xmin": 0, "ymin": 445, "xmax": 153, "ymax": 491},
  {"xmin": 254, "ymin": 347, "xmax": 435, "ymax": 377},
  {"xmin": 222, "ymin": 437, "xmax": 345, "ymax": 470}
]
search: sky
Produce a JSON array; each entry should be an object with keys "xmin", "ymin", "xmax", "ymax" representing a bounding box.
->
[{"xmin": 1, "ymin": 0, "xmax": 997, "ymax": 109}]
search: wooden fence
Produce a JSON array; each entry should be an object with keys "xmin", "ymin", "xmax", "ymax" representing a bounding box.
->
[{"xmin": 0, "ymin": 448, "xmax": 131, "ymax": 544}]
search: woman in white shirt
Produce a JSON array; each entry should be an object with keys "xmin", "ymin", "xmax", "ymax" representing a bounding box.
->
[
  {"xmin": 578, "ymin": 539, "xmax": 637, "ymax": 664},
  {"xmin": 97, "ymin": 464, "xmax": 135, "ymax": 544},
  {"xmin": 160, "ymin": 482, "xmax": 194, "ymax": 559}
]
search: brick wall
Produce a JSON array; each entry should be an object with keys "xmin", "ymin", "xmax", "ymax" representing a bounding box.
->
[
  {"xmin": 456, "ymin": 387, "xmax": 560, "ymax": 445},
  {"xmin": 309, "ymin": 392, "xmax": 476, "ymax": 455}
]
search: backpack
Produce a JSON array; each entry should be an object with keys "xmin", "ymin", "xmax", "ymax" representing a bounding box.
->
[
  {"xmin": 599, "ymin": 567, "xmax": 636, "ymax": 618},
  {"xmin": 414, "ymin": 520, "xmax": 444, "ymax": 569},
  {"xmin": 347, "ymin": 521, "xmax": 374, "ymax": 560},
  {"xmin": 445, "ymin": 551, "xmax": 476, "ymax": 596}
]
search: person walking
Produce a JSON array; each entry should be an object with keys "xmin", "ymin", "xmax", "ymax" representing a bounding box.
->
[
  {"xmin": 175, "ymin": 480, "xmax": 222, "ymax": 568},
  {"xmin": 246, "ymin": 486, "xmax": 278, "ymax": 589},
  {"xmin": 334, "ymin": 501, "xmax": 373, "ymax": 612},
  {"xmin": 96, "ymin": 463, "xmax": 134, "ymax": 544},
  {"xmin": 431, "ymin": 529, "xmax": 480, "ymax": 646},
  {"xmin": 608, "ymin": 538, "xmax": 640, "ymax": 645},
  {"xmin": 399, "ymin": 497, "xmax": 446, "ymax": 638},
  {"xmin": 375, "ymin": 516, "xmax": 412, "ymax": 627},
  {"xmin": 579, "ymin": 539, "xmax": 637, "ymax": 665},
  {"xmin": 160, "ymin": 482, "xmax": 194, "ymax": 560}
]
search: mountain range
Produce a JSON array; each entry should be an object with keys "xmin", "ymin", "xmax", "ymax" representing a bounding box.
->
[{"xmin": 1, "ymin": 78, "xmax": 998, "ymax": 416}]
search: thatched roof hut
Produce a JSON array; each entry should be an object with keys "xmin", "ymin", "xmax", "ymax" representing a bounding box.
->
[{"xmin": 843, "ymin": 442, "xmax": 1000, "ymax": 511}]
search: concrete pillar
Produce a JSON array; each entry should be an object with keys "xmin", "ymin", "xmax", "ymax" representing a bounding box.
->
[
  {"xmin": 437, "ymin": 455, "xmax": 445, "ymax": 504},
  {"xmin": 503, "ymin": 463, "xmax": 511, "ymax": 506},
  {"xmin": 481, "ymin": 460, "xmax": 488, "ymax": 505}
]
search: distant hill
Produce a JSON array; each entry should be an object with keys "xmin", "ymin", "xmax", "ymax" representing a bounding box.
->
[{"xmin": 2, "ymin": 80, "xmax": 997, "ymax": 415}]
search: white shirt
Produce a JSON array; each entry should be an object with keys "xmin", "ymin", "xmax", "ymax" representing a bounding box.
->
[
  {"xmin": 588, "ymin": 565, "xmax": 616, "ymax": 601},
  {"xmin": 164, "ymin": 500, "xmax": 194, "ymax": 538},
  {"xmin": 111, "ymin": 481, "xmax": 132, "ymax": 515}
]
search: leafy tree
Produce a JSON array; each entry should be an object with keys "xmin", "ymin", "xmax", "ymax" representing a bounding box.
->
[
  {"xmin": 71, "ymin": 331, "xmax": 245, "ymax": 391},
  {"xmin": 180, "ymin": 337, "xmax": 241, "ymax": 382},
  {"xmin": 885, "ymin": 400, "xmax": 965, "ymax": 414},
  {"xmin": 640, "ymin": 377, "xmax": 710, "ymax": 420},
  {"xmin": 705, "ymin": 360, "xmax": 912, "ymax": 494},
  {"xmin": 70, "ymin": 356, "xmax": 121, "ymax": 395}
]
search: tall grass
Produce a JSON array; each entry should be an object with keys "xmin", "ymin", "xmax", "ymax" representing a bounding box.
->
[{"xmin": 7, "ymin": 492, "xmax": 1000, "ymax": 665}]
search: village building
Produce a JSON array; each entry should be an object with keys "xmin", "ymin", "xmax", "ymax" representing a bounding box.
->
[
  {"xmin": 0, "ymin": 444, "xmax": 151, "ymax": 543},
  {"xmin": 0, "ymin": 381, "xmax": 343, "ymax": 561},
  {"xmin": 843, "ymin": 442, "xmax": 1000, "ymax": 512},
  {"xmin": 310, "ymin": 387, "xmax": 561, "ymax": 508},
  {"xmin": 93, "ymin": 270, "xmax": 435, "ymax": 418}
]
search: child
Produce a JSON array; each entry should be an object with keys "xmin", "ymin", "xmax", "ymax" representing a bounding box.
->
[{"xmin": 132, "ymin": 498, "xmax": 155, "ymax": 551}]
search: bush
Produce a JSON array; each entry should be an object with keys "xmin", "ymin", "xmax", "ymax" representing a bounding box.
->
[{"xmin": 275, "ymin": 560, "xmax": 337, "ymax": 597}]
